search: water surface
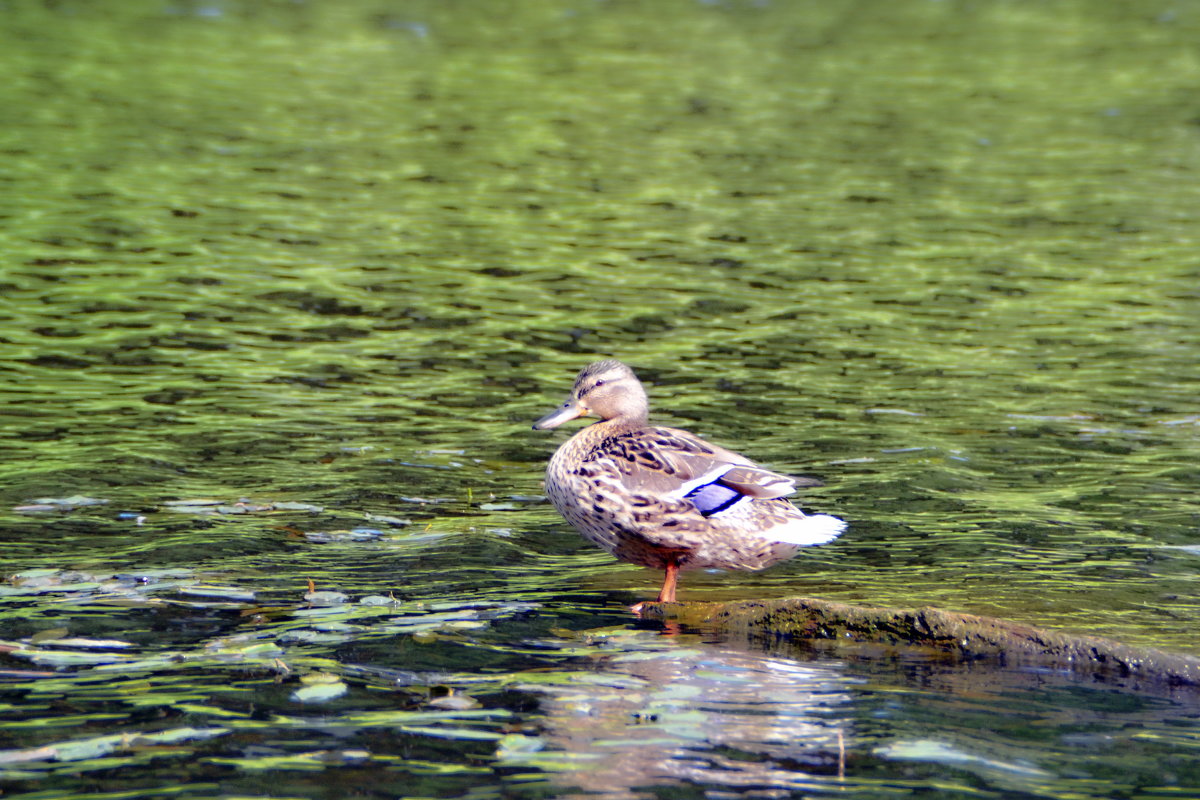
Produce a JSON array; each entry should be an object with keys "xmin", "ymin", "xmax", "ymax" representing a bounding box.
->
[{"xmin": 1, "ymin": 1, "xmax": 1199, "ymax": 797}]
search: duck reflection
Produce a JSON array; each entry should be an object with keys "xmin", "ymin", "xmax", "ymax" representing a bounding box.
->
[{"xmin": 505, "ymin": 631, "xmax": 853, "ymax": 798}]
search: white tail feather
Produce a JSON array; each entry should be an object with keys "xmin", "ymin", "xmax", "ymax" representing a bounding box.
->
[{"xmin": 766, "ymin": 513, "xmax": 846, "ymax": 546}]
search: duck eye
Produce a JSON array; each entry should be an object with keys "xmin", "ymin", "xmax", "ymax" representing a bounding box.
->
[{"xmin": 593, "ymin": 380, "xmax": 605, "ymax": 388}]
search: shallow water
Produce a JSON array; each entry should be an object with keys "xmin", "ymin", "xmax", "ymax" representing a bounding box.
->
[{"xmin": 2, "ymin": 0, "xmax": 1199, "ymax": 797}]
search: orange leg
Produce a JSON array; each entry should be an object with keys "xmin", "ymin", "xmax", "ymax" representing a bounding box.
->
[
  {"xmin": 656, "ymin": 561, "xmax": 680, "ymax": 603},
  {"xmin": 630, "ymin": 559, "xmax": 682, "ymax": 614}
]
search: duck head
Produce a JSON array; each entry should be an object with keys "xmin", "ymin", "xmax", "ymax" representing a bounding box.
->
[{"xmin": 533, "ymin": 359, "xmax": 650, "ymax": 430}]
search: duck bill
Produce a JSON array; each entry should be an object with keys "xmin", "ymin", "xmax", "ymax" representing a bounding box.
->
[{"xmin": 533, "ymin": 399, "xmax": 586, "ymax": 430}]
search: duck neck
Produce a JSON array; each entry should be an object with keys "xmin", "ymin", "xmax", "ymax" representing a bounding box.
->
[{"xmin": 591, "ymin": 410, "xmax": 648, "ymax": 436}]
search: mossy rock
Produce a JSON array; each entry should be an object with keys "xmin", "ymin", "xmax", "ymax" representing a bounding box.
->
[{"xmin": 640, "ymin": 597, "xmax": 1200, "ymax": 690}]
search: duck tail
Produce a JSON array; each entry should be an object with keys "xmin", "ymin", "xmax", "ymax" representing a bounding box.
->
[{"xmin": 767, "ymin": 513, "xmax": 846, "ymax": 546}]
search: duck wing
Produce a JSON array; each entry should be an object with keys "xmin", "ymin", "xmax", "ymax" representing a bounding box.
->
[{"xmin": 591, "ymin": 426, "xmax": 805, "ymax": 508}]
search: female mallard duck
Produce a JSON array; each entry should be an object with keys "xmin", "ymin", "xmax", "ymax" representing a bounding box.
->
[{"xmin": 533, "ymin": 359, "xmax": 845, "ymax": 605}]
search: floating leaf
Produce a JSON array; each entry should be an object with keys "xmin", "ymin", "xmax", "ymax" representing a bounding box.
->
[
  {"xmin": 875, "ymin": 739, "xmax": 1052, "ymax": 778},
  {"xmin": 93, "ymin": 656, "xmax": 187, "ymax": 673},
  {"xmin": 33, "ymin": 581, "xmax": 104, "ymax": 594},
  {"xmin": 394, "ymin": 726, "xmax": 503, "ymax": 741},
  {"xmin": 133, "ymin": 726, "xmax": 231, "ymax": 745},
  {"xmin": 10, "ymin": 569, "xmax": 62, "ymax": 581},
  {"xmin": 610, "ymin": 648, "xmax": 705, "ymax": 663},
  {"xmin": 0, "ymin": 745, "xmax": 58, "ymax": 765},
  {"xmin": 300, "ymin": 671, "xmax": 342, "ymax": 685},
  {"xmin": 163, "ymin": 505, "xmax": 220, "ymax": 515},
  {"xmin": 364, "ymin": 514, "xmax": 411, "ymax": 526},
  {"xmin": 292, "ymin": 678, "xmax": 348, "ymax": 704},
  {"xmin": 35, "ymin": 495, "xmax": 110, "ymax": 508},
  {"xmin": 43, "ymin": 734, "xmax": 125, "ymax": 762},
  {"xmin": 1160, "ymin": 545, "xmax": 1200, "ymax": 556},
  {"xmin": 133, "ymin": 579, "xmax": 198, "ymax": 594},
  {"xmin": 308, "ymin": 708, "xmax": 510, "ymax": 727},
  {"xmin": 21, "ymin": 649, "xmax": 135, "ymax": 667},
  {"xmin": 0, "ymin": 586, "xmax": 47, "ymax": 597},
  {"xmin": 304, "ymin": 591, "xmax": 349, "ymax": 606},
  {"xmin": 495, "ymin": 734, "xmax": 546, "ymax": 758},
  {"xmin": 0, "ymin": 727, "xmax": 228, "ymax": 767},
  {"xmin": 173, "ymin": 704, "xmax": 251, "ymax": 719},
  {"xmin": 278, "ymin": 630, "xmax": 352, "ymax": 645},
  {"xmin": 178, "ymin": 585, "xmax": 256, "ymax": 602},
  {"xmin": 114, "ymin": 569, "xmax": 194, "ymax": 581},
  {"xmin": 426, "ymin": 602, "xmax": 490, "ymax": 613},
  {"xmin": 272, "ymin": 502, "xmax": 325, "ymax": 512},
  {"xmin": 358, "ymin": 595, "xmax": 400, "ymax": 606},
  {"xmin": 428, "ymin": 694, "xmax": 479, "ymax": 710},
  {"xmin": 440, "ymin": 620, "xmax": 489, "ymax": 631},
  {"xmin": 38, "ymin": 638, "xmax": 135, "ymax": 650},
  {"xmin": 291, "ymin": 606, "xmax": 357, "ymax": 619},
  {"xmin": 304, "ymin": 528, "xmax": 383, "ymax": 543},
  {"xmin": 203, "ymin": 638, "xmax": 285, "ymax": 660},
  {"xmin": 208, "ymin": 748, "xmax": 368, "ymax": 771}
]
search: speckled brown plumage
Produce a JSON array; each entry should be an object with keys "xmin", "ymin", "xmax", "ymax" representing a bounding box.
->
[{"xmin": 532, "ymin": 360, "xmax": 846, "ymax": 604}]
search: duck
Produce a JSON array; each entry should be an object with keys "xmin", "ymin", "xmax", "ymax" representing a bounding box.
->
[{"xmin": 532, "ymin": 359, "xmax": 846, "ymax": 606}]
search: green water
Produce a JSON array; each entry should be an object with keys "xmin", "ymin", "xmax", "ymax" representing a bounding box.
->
[{"xmin": 2, "ymin": 1, "xmax": 1199, "ymax": 797}]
